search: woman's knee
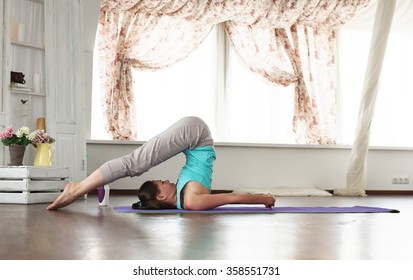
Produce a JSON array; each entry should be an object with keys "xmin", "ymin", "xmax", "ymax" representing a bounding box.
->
[
  {"xmin": 166, "ymin": 116, "xmax": 213, "ymax": 147},
  {"xmin": 179, "ymin": 116, "xmax": 206, "ymax": 127}
]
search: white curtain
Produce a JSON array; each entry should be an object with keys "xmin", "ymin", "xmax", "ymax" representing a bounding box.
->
[{"xmin": 335, "ymin": 0, "xmax": 396, "ymax": 196}]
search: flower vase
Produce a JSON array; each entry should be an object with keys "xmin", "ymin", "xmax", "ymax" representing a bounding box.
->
[
  {"xmin": 33, "ymin": 143, "xmax": 55, "ymax": 167},
  {"xmin": 8, "ymin": 145, "xmax": 26, "ymax": 166}
]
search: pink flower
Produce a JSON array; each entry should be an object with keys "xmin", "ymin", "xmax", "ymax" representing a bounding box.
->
[
  {"xmin": 0, "ymin": 127, "xmax": 13, "ymax": 139},
  {"xmin": 42, "ymin": 132, "xmax": 52, "ymax": 143},
  {"xmin": 29, "ymin": 129, "xmax": 55, "ymax": 146}
]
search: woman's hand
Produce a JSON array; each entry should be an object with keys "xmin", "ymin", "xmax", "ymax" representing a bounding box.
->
[{"xmin": 257, "ymin": 193, "xmax": 276, "ymax": 209}]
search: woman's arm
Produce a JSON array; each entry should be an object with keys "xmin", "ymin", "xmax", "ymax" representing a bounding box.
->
[{"xmin": 184, "ymin": 192, "xmax": 276, "ymax": 211}]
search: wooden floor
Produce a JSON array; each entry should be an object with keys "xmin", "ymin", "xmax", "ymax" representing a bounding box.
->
[{"xmin": 0, "ymin": 194, "xmax": 412, "ymax": 260}]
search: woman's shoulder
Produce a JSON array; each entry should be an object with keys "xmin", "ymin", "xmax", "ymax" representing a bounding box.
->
[
  {"xmin": 184, "ymin": 180, "xmax": 211, "ymax": 194},
  {"xmin": 182, "ymin": 181, "xmax": 211, "ymax": 210}
]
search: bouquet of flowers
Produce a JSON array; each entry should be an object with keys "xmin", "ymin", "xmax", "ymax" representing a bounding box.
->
[
  {"xmin": 0, "ymin": 126, "xmax": 32, "ymax": 146},
  {"xmin": 0, "ymin": 126, "xmax": 55, "ymax": 147},
  {"xmin": 29, "ymin": 129, "xmax": 55, "ymax": 147}
]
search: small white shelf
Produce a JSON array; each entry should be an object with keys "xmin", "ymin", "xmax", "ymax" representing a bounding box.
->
[
  {"xmin": 11, "ymin": 40, "xmax": 45, "ymax": 51},
  {"xmin": 11, "ymin": 90, "xmax": 45, "ymax": 97},
  {"xmin": 27, "ymin": 0, "xmax": 44, "ymax": 4}
]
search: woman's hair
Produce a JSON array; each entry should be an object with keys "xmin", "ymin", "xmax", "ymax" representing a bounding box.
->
[{"xmin": 132, "ymin": 180, "xmax": 176, "ymax": 210}]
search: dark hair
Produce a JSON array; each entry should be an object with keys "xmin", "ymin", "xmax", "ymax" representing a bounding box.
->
[{"xmin": 131, "ymin": 180, "xmax": 176, "ymax": 210}]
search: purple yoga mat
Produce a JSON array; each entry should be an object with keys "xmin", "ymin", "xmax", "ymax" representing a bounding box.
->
[{"xmin": 113, "ymin": 205, "xmax": 399, "ymax": 214}]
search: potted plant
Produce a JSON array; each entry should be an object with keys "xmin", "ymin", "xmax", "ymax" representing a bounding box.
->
[{"xmin": 0, "ymin": 126, "xmax": 32, "ymax": 166}]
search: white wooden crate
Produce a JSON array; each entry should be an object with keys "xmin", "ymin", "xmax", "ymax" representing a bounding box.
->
[{"xmin": 0, "ymin": 166, "xmax": 70, "ymax": 204}]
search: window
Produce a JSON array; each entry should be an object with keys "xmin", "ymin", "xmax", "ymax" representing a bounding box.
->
[
  {"xmin": 91, "ymin": 24, "xmax": 296, "ymax": 144},
  {"xmin": 91, "ymin": 24, "xmax": 413, "ymax": 147},
  {"xmin": 131, "ymin": 27, "xmax": 218, "ymax": 141},
  {"xmin": 338, "ymin": 28, "xmax": 413, "ymax": 147},
  {"xmin": 225, "ymin": 42, "xmax": 295, "ymax": 144},
  {"xmin": 130, "ymin": 25, "xmax": 297, "ymax": 144}
]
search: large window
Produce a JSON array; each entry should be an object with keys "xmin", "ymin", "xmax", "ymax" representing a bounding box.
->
[
  {"xmin": 91, "ymin": 25, "xmax": 296, "ymax": 143},
  {"xmin": 91, "ymin": 24, "xmax": 413, "ymax": 147},
  {"xmin": 131, "ymin": 27, "xmax": 218, "ymax": 141},
  {"xmin": 129, "ymin": 25, "xmax": 297, "ymax": 144},
  {"xmin": 338, "ymin": 28, "xmax": 413, "ymax": 147}
]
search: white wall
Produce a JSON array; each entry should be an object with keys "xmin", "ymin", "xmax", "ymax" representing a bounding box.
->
[
  {"xmin": 82, "ymin": 1, "xmax": 413, "ymax": 192},
  {"xmin": 86, "ymin": 141, "xmax": 413, "ymax": 191}
]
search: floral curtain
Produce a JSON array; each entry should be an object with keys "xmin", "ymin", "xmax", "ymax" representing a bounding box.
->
[
  {"xmin": 225, "ymin": 1, "xmax": 371, "ymax": 144},
  {"xmin": 97, "ymin": 0, "xmax": 370, "ymax": 141}
]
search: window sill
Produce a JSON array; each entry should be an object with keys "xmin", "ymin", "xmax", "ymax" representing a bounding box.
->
[{"xmin": 86, "ymin": 139, "xmax": 413, "ymax": 151}]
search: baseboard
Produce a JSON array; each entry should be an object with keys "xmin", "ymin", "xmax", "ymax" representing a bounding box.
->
[
  {"xmin": 325, "ymin": 190, "xmax": 413, "ymax": 196},
  {"xmin": 365, "ymin": 190, "xmax": 413, "ymax": 196}
]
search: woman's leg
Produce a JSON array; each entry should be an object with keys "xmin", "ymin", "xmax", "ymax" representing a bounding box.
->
[
  {"xmin": 99, "ymin": 116, "xmax": 213, "ymax": 184},
  {"xmin": 47, "ymin": 116, "xmax": 212, "ymax": 210}
]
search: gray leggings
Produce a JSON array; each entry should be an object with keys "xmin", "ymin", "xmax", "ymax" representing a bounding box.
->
[{"xmin": 99, "ymin": 116, "xmax": 214, "ymax": 184}]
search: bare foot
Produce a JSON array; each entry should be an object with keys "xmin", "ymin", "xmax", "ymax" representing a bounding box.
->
[{"xmin": 47, "ymin": 182, "xmax": 80, "ymax": 210}]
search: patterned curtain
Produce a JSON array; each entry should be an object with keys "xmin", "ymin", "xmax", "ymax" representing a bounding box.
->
[
  {"xmin": 225, "ymin": 1, "xmax": 371, "ymax": 144},
  {"xmin": 97, "ymin": 0, "xmax": 370, "ymax": 141}
]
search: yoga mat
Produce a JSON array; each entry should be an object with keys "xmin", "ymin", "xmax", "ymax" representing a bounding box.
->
[{"xmin": 114, "ymin": 205, "xmax": 399, "ymax": 214}]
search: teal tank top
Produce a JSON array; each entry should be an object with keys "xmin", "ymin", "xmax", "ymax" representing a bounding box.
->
[{"xmin": 176, "ymin": 146, "xmax": 216, "ymax": 209}]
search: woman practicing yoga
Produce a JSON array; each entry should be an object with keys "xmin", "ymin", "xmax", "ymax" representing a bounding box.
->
[{"xmin": 47, "ymin": 116, "xmax": 276, "ymax": 210}]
